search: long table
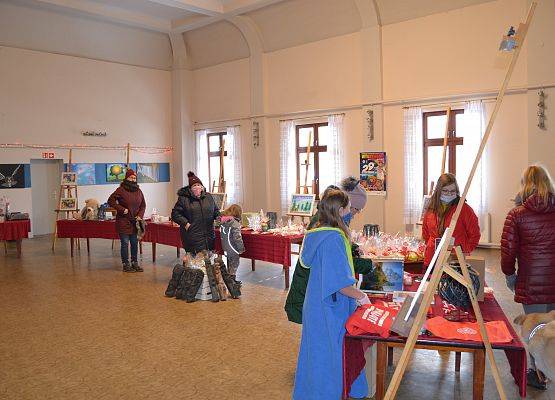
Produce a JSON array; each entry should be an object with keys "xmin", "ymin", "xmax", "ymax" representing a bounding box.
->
[
  {"xmin": 342, "ymin": 291, "xmax": 527, "ymax": 399},
  {"xmin": 56, "ymin": 220, "xmax": 303, "ymax": 288},
  {"xmin": 1, "ymin": 219, "xmax": 31, "ymax": 258}
]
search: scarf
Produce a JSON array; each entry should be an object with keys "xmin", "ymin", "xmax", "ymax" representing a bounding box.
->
[{"xmin": 122, "ymin": 180, "xmax": 139, "ymax": 192}]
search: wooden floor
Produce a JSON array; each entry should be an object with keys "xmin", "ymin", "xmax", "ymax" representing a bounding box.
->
[{"xmin": 1, "ymin": 236, "xmax": 554, "ymax": 400}]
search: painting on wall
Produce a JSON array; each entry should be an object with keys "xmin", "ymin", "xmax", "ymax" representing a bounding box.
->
[
  {"xmin": 360, "ymin": 152, "xmax": 387, "ymax": 196},
  {"xmin": 106, "ymin": 163, "xmax": 127, "ymax": 183},
  {"xmin": 71, "ymin": 163, "xmax": 96, "ymax": 186},
  {"xmin": 137, "ymin": 163, "xmax": 159, "ymax": 183},
  {"xmin": 0, "ymin": 164, "xmax": 25, "ymax": 189}
]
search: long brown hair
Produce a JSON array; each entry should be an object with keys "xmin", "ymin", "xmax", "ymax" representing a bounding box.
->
[
  {"xmin": 427, "ymin": 173, "xmax": 460, "ymax": 214},
  {"xmin": 519, "ymin": 165, "xmax": 555, "ymax": 204},
  {"xmin": 221, "ymin": 204, "xmax": 242, "ymax": 219},
  {"xmin": 316, "ymin": 189, "xmax": 350, "ymax": 239}
]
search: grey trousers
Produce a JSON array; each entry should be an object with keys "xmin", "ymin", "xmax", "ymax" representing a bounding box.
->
[
  {"xmin": 226, "ymin": 253, "xmax": 240, "ymax": 276},
  {"xmin": 522, "ymin": 303, "xmax": 555, "ymax": 370}
]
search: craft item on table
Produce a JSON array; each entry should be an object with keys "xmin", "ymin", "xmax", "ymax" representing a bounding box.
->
[
  {"xmin": 97, "ymin": 203, "xmax": 109, "ymax": 220},
  {"xmin": 241, "ymin": 212, "xmax": 259, "ymax": 228},
  {"xmin": 258, "ymin": 209, "xmax": 270, "ymax": 232},
  {"xmin": 356, "ymin": 232, "xmax": 425, "ymax": 263},
  {"xmin": 360, "ymin": 258, "xmax": 404, "ymax": 292},
  {"xmin": 425, "ymin": 316, "xmax": 513, "ymax": 343},
  {"xmin": 73, "ymin": 198, "xmax": 100, "ymax": 220},
  {"xmin": 438, "ymin": 262, "xmax": 481, "ymax": 309},
  {"xmin": 403, "ymin": 272, "xmax": 413, "ymax": 287},
  {"xmin": 267, "ymin": 223, "xmax": 305, "ymax": 236},
  {"xmin": 7, "ymin": 212, "xmax": 29, "ymax": 220},
  {"xmin": 267, "ymin": 212, "xmax": 278, "ymax": 229},
  {"xmin": 247, "ymin": 214, "xmax": 262, "ymax": 232},
  {"xmin": 346, "ymin": 303, "xmax": 397, "ymax": 338}
]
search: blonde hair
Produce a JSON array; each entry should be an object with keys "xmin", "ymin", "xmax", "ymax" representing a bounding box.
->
[
  {"xmin": 519, "ymin": 165, "xmax": 555, "ymax": 204},
  {"xmin": 221, "ymin": 204, "xmax": 242, "ymax": 219}
]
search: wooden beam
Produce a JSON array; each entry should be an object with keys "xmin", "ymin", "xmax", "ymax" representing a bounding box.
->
[{"xmin": 440, "ymin": 107, "xmax": 451, "ymax": 175}]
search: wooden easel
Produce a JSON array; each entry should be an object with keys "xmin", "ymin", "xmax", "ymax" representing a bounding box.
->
[
  {"xmin": 440, "ymin": 106, "xmax": 451, "ymax": 175},
  {"xmin": 211, "ymin": 139, "xmax": 226, "ymax": 193},
  {"xmin": 52, "ymin": 149, "xmax": 79, "ymax": 251},
  {"xmin": 384, "ymin": 4, "xmax": 536, "ymax": 399},
  {"xmin": 297, "ymin": 131, "xmax": 315, "ymax": 195}
]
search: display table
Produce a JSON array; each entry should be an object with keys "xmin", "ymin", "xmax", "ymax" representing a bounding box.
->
[
  {"xmin": 1, "ymin": 219, "xmax": 31, "ymax": 258},
  {"xmin": 343, "ymin": 291, "xmax": 527, "ymax": 399},
  {"xmin": 146, "ymin": 223, "xmax": 304, "ymax": 289},
  {"xmin": 56, "ymin": 221, "xmax": 304, "ymax": 288},
  {"xmin": 214, "ymin": 229, "xmax": 304, "ymax": 289}
]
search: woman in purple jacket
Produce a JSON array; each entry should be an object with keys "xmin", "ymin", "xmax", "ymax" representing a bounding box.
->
[{"xmin": 108, "ymin": 169, "xmax": 146, "ymax": 273}]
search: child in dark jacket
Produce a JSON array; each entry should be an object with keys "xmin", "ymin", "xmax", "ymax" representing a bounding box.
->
[{"xmin": 220, "ymin": 204, "xmax": 245, "ymax": 284}]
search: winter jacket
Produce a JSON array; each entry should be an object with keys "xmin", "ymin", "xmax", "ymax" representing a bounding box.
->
[
  {"xmin": 220, "ymin": 216, "xmax": 245, "ymax": 256},
  {"xmin": 421, "ymin": 200, "xmax": 480, "ymax": 266},
  {"xmin": 501, "ymin": 193, "xmax": 555, "ymax": 304},
  {"xmin": 171, "ymin": 186, "xmax": 220, "ymax": 254},
  {"xmin": 107, "ymin": 182, "xmax": 146, "ymax": 235},
  {"xmin": 284, "ymin": 213, "xmax": 374, "ymax": 324}
]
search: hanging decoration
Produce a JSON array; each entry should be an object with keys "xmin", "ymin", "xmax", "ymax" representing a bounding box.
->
[
  {"xmin": 537, "ymin": 89, "xmax": 546, "ymax": 130},
  {"xmin": 0, "ymin": 143, "xmax": 172, "ymax": 154}
]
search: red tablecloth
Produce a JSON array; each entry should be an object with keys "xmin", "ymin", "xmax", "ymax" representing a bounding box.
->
[
  {"xmin": 214, "ymin": 229, "xmax": 304, "ymax": 267},
  {"xmin": 343, "ymin": 291, "xmax": 527, "ymax": 398},
  {"xmin": 56, "ymin": 220, "xmax": 119, "ymax": 240},
  {"xmin": 0, "ymin": 219, "xmax": 31, "ymax": 241},
  {"xmin": 142, "ymin": 222, "xmax": 181, "ymax": 247}
]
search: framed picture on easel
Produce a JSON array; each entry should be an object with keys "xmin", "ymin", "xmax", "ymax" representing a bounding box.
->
[
  {"xmin": 59, "ymin": 197, "xmax": 77, "ymax": 211},
  {"xmin": 61, "ymin": 172, "xmax": 77, "ymax": 186},
  {"xmin": 288, "ymin": 194, "xmax": 316, "ymax": 217},
  {"xmin": 210, "ymin": 192, "xmax": 227, "ymax": 211}
]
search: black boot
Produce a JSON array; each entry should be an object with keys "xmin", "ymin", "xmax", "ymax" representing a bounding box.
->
[
  {"xmin": 131, "ymin": 261, "xmax": 143, "ymax": 272},
  {"xmin": 122, "ymin": 262, "xmax": 135, "ymax": 273},
  {"xmin": 166, "ymin": 263, "xmax": 185, "ymax": 297}
]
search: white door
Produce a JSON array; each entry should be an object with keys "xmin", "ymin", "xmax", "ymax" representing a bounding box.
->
[{"xmin": 31, "ymin": 159, "xmax": 63, "ymax": 236}]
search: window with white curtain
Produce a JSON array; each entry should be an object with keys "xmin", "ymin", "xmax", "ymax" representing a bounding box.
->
[
  {"xmin": 195, "ymin": 126, "xmax": 243, "ymax": 205},
  {"xmin": 280, "ymin": 114, "xmax": 344, "ymax": 214},
  {"xmin": 404, "ymin": 101, "xmax": 486, "ymax": 230}
]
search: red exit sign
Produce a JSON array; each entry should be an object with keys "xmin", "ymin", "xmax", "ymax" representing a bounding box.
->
[{"xmin": 42, "ymin": 152, "xmax": 55, "ymax": 159}]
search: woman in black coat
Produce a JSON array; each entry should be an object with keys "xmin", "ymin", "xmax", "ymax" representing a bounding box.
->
[{"xmin": 171, "ymin": 171, "xmax": 220, "ymax": 254}]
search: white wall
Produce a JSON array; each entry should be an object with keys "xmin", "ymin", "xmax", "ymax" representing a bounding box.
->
[{"xmin": 0, "ymin": 47, "xmax": 173, "ymax": 234}]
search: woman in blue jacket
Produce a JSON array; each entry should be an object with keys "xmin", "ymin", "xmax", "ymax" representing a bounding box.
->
[{"xmin": 293, "ymin": 189, "xmax": 369, "ymax": 400}]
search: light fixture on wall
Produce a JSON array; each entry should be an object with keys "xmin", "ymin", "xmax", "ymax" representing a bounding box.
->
[
  {"xmin": 365, "ymin": 107, "xmax": 374, "ymax": 142},
  {"xmin": 252, "ymin": 121, "xmax": 260, "ymax": 147},
  {"xmin": 538, "ymin": 89, "xmax": 546, "ymax": 130}
]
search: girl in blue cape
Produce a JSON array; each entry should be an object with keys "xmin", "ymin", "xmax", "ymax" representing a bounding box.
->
[{"xmin": 293, "ymin": 189, "xmax": 370, "ymax": 400}]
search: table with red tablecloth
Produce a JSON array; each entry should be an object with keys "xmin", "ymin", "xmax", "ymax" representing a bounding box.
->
[
  {"xmin": 343, "ymin": 287, "xmax": 527, "ymax": 399},
  {"xmin": 214, "ymin": 229, "xmax": 304, "ymax": 289},
  {"xmin": 55, "ymin": 220, "xmax": 303, "ymax": 288},
  {"xmin": 1, "ymin": 219, "xmax": 31, "ymax": 258}
]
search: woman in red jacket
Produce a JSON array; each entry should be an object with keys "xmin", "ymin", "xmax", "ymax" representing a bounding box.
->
[
  {"xmin": 422, "ymin": 173, "xmax": 480, "ymax": 266},
  {"xmin": 501, "ymin": 165, "xmax": 555, "ymax": 390},
  {"xmin": 108, "ymin": 169, "xmax": 146, "ymax": 273}
]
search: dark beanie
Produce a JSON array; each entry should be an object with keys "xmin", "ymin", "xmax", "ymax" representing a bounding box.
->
[
  {"xmin": 187, "ymin": 171, "xmax": 203, "ymax": 187},
  {"xmin": 125, "ymin": 168, "xmax": 136, "ymax": 179}
]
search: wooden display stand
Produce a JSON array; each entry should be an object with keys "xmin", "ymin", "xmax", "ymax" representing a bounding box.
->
[
  {"xmin": 52, "ymin": 149, "xmax": 78, "ymax": 251},
  {"xmin": 383, "ymin": 5, "xmax": 536, "ymax": 399}
]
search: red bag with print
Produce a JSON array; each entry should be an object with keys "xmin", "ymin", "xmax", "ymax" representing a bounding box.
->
[
  {"xmin": 346, "ymin": 303, "xmax": 397, "ymax": 338},
  {"xmin": 424, "ymin": 316, "xmax": 513, "ymax": 343}
]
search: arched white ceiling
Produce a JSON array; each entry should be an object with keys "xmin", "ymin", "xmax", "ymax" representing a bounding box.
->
[
  {"xmin": 246, "ymin": 0, "xmax": 363, "ymax": 52},
  {"xmin": 182, "ymin": 20, "xmax": 250, "ymax": 69}
]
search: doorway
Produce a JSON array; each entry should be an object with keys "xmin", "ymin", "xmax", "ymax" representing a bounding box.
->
[{"xmin": 31, "ymin": 159, "xmax": 63, "ymax": 236}]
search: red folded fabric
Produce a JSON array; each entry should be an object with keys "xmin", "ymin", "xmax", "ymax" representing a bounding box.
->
[
  {"xmin": 425, "ymin": 316, "xmax": 513, "ymax": 343},
  {"xmin": 346, "ymin": 303, "xmax": 398, "ymax": 338}
]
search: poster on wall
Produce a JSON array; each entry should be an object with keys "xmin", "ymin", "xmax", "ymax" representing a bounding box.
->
[
  {"xmin": 106, "ymin": 163, "xmax": 127, "ymax": 183},
  {"xmin": 360, "ymin": 152, "xmax": 387, "ymax": 196},
  {"xmin": 71, "ymin": 163, "xmax": 96, "ymax": 186},
  {"xmin": 0, "ymin": 164, "xmax": 25, "ymax": 189},
  {"xmin": 137, "ymin": 163, "xmax": 159, "ymax": 183}
]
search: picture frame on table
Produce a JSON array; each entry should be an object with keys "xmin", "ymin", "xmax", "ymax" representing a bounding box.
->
[
  {"xmin": 360, "ymin": 257, "xmax": 404, "ymax": 293},
  {"xmin": 210, "ymin": 192, "xmax": 227, "ymax": 211},
  {"xmin": 60, "ymin": 197, "xmax": 78, "ymax": 211},
  {"xmin": 61, "ymin": 172, "xmax": 77, "ymax": 186},
  {"xmin": 288, "ymin": 194, "xmax": 316, "ymax": 217}
]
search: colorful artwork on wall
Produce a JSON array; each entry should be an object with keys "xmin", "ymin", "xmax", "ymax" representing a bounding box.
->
[
  {"xmin": 106, "ymin": 163, "xmax": 127, "ymax": 183},
  {"xmin": 360, "ymin": 152, "xmax": 387, "ymax": 196},
  {"xmin": 71, "ymin": 163, "xmax": 96, "ymax": 185},
  {"xmin": 137, "ymin": 163, "xmax": 159, "ymax": 183},
  {"xmin": 0, "ymin": 164, "xmax": 25, "ymax": 189}
]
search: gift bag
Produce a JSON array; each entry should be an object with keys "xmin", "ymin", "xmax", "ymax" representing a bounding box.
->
[{"xmin": 346, "ymin": 303, "xmax": 397, "ymax": 338}]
